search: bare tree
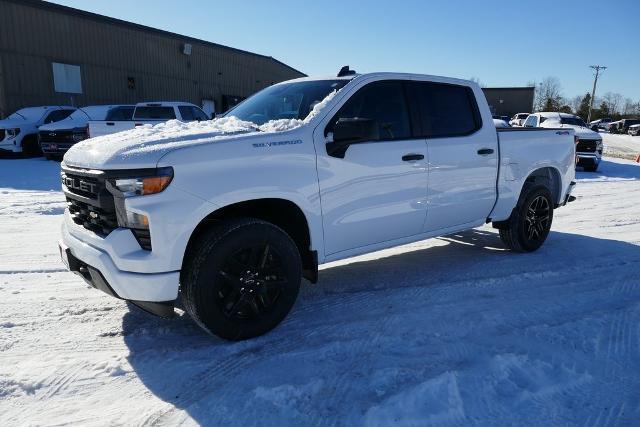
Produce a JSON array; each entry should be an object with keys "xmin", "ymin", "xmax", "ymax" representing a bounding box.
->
[
  {"xmin": 622, "ymin": 98, "xmax": 635, "ymax": 116},
  {"xmin": 571, "ymin": 95, "xmax": 583, "ymax": 114},
  {"xmin": 602, "ymin": 92, "xmax": 624, "ymax": 116},
  {"xmin": 534, "ymin": 77, "xmax": 563, "ymax": 112}
]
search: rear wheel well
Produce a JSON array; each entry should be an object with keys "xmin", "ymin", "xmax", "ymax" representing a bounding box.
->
[
  {"xmin": 524, "ymin": 167, "xmax": 561, "ymax": 205},
  {"xmin": 492, "ymin": 167, "xmax": 561, "ymax": 230},
  {"xmin": 184, "ymin": 199, "xmax": 317, "ymax": 283}
]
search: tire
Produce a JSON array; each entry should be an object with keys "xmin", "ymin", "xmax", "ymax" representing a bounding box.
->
[
  {"xmin": 498, "ymin": 185, "xmax": 554, "ymax": 253},
  {"xmin": 181, "ymin": 218, "xmax": 302, "ymax": 340},
  {"xmin": 21, "ymin": 135, "xmax": 42, "ymax": 157},
  {"xmin": 584, "ymin": 163, "xmax": 599, "ymax": 172}
]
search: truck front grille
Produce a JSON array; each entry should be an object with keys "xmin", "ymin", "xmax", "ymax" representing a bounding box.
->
[
  {"xmin": 61, "ymin": 167, "xmax": 118, "ymax": 237},
  {"xmin": 61, "ymin": 166, "xmax": 152, "ymax": 250},
  {"xmin": 0, "ymin": 129, "xmax": 5, "ymax": 141},
  {"xmin": 576, "ymin": 139, "xmax": 597, "ymax": 153},
  {"xmin": 39, "ymin": 130, "xmax": 75, "ymax": 143},
  {"xmin": 67, "ymin": 198, "xmax": 118, "ymax": 237}
]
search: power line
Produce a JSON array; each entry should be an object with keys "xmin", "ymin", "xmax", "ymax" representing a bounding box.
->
[{"xmin": 587, "ymin": 65, "xmax": 607, "ymax": 123}]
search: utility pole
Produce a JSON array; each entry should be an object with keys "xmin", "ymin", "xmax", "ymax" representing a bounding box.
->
[{"xmin": 587, "ymin": 65, "xmax": 607, "ymax": 123}]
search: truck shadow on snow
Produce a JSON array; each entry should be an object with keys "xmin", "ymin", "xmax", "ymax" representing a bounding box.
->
[
  {"xmin": 576, "ymin": 158, "xmax": 640, "ymax": 180},
  {"xmin": 120, "ymin": 229, "xmax": 640, "ymax": 424}
]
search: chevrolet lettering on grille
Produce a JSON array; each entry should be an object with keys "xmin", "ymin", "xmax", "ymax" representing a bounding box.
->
[{"xmin": 62, "ymin": 176, "xmax": 97, "ymax": 194}]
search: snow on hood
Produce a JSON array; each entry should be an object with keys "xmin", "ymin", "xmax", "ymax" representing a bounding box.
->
[
  {"xmin": 63, "ymin": 90, "xmax": 339, "ymax": 169},
  {"xmin": 39, "ymin": 117, "xmax": 90, "ymax": 131},
  {"xmin": 0, "ymin": 117, "xmax": 34, "ymax": 129},
  {"xmin": 542, "ymin": 120, "xmax": 601, "ymax": 139}
]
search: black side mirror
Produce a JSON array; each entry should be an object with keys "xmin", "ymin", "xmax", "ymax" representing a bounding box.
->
[{"xmin": 326, "ymin": 118, "xmax": 379, "ymax": 158}]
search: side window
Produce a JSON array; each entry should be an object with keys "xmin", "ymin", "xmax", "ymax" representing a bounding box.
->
[
  {"xmin": 44, "ymin": 109, "xmax": 72, "ymax": 124},
  {"xmin": 523, "ymin": 115, "xmax": 537, "ymax": 127},
  {"xmin": 178, "ymin": 106, "xmax": 195, "ymax": 121},
  {"xmin": 106, "ymin": 107, "xmax": 134, "ymax": 121},
  {"xmin": 412, "ymin": 82, "xmax": 480, "ymax": 137},
  {"xmin": 327, "ymin": 80, "xmax": 411, "ymax": 141},
  {"xmin": 134, "ymin": 106, "xmax": 176, "ymax": 120},
  {"xmin": 190, "ymin": 106, "xmax": 210, "ymax": 121}
]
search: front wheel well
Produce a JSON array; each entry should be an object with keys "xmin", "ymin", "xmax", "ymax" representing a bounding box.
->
[{"xmin": 183, "ymin": 199, "xmax": 317, "ymax": 283}]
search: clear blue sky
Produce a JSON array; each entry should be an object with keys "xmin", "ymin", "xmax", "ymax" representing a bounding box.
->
[{"xmin": 49, "ymin": 0, "xmax": 640, "ymax": 100}]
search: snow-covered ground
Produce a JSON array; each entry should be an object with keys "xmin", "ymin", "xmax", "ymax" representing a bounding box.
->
[
  {"xmin": 1, "ymin": 156, "xmax": 640, "ymax": 425},
  {"xmin": 602, "ymin": 132, "xmax": 640, "ymax": 159}
]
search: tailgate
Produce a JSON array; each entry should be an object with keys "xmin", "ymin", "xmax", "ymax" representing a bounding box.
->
[{"xmin": 88, "ymin": 121, "xmax": 136, "ymax": 138}]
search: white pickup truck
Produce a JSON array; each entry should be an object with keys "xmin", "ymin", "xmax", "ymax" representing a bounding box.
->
[
  {"xmin": 87, "ymin": 102, "xmax": 210, "ymax": 138},
  {"xmin": 59, "ymin": 70, "xmax": 576, "ymax": 340}
]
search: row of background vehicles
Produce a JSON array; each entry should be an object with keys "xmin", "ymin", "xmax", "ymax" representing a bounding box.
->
[
  {"xmin": 501, "ymin": 111, "xmax": 604, "ymax": 172},
  {"xmin": 0, "ymin": 102, "xmax": 211, "ymax": 159}
]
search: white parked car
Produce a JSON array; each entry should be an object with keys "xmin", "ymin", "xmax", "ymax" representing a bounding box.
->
[
  {"xmin": 0, "ymin": 106, "xmax": 75, "ymax": 156},
  {"xmin": 87, "ymin": 102, "xmax": 209, "ymax": 138},
  {"xmin": 523, "ymin": 112, "xmax": 602, "ymax": 172},
  {"xmin": 39, "ymin": 105, "xmax": 134, "ymax": 159},
  {"xmin": 589, "ymin": 117, "xmax": 612, "ymax": 131},
  {"xmin": 628, "ymin": 124, "xmax": 640, "ymax": 136},
  {"xmin": 59, "ymin": 70, "xmax": 576, "ymax": 340},
  {"xmin": 509, "ymin": 113, "xmax": 530, "ymax": 127}
]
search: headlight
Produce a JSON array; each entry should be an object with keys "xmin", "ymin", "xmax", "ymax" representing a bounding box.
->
[
  {"xmin": 72, "ymin": 133, "xmax": 86, "ymax": 142},
  {"xmin": 111, "ymin": 167, "xmax": 173, "ymax": 198},
  {"xmin": 6, "ymin": 128, "xmax": 21, "ymax": 138}
]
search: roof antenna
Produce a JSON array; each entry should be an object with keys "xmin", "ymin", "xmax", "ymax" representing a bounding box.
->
[{"xmin": 337, "ymin": 65, "xmax": 356, "ymax": 77}]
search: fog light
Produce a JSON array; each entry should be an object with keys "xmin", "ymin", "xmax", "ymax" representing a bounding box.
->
[{"xmin": 125, "ymin": 211, "xmax": 149, "ymax": 229}]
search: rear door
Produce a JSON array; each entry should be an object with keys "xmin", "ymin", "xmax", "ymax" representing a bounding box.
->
[
  {"xmin": 409, "ymin": 81, "xmax": 498, "ymax": 232},
  {"xmin": 314, "ymin": 80, "xmax": 428, "ymax": 256}
]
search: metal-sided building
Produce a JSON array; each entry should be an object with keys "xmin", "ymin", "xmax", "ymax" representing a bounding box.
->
[
  {"xmin": 0, "ymin": 0, "xmax": 305, "ymax": 118},
  {"xmin": 482, "ymin": 87, "xmax": 535, "ymax": 118}
]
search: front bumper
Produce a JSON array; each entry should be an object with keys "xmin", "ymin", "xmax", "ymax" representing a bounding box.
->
[
  {"xmin": 576, "ymin": 152, "xmax": 601, "ymax": 166},
  {"xmin": 41, "ymin": 142, "xmax": 73, "ymax": 154},
  {"xmin": 0, "ymin": 140, "xmax": 21, "ymax": 154},
  {"xmin": 60, "ymin": 219, "xmax": 179, "ymax": 311}
]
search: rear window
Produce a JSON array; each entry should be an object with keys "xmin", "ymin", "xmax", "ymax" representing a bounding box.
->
[
  {"xmin": 560, "ymin": 117, "xmax": 587, "ymax": 127},
  {"xmin": 134, "ymin": 106, "xmax": 176, "ymax": 120},
  {"xmin": 106, "ymin": 106, "xmax": 134, "ymax": 121},
  {"xmin": 412, "ymin": 82, "xmax": 481, "ymax": 137}
]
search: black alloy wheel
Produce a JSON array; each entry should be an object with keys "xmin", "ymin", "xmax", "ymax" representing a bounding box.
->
[{"xmin": 524, "ymin": 195, "xmax": 550, "ymax": 243}]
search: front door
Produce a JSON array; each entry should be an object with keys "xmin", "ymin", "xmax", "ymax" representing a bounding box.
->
[{"xmin": 313, "ymin": 80, "xmax": 428, "ymax": 256}]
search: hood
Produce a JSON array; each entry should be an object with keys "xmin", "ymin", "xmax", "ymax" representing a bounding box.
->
[
  {"xmin": 63, "ymin": 89, "xmax": 339, "ymax": 169},
  {"xmin": 0, "ymin": 117, "xmax": 30, "ymax": 129},
  {"xmin": 63, "ymin": 117, "xmax": 288, "ymax": 169},
  {"xmin": 543, "ymin": 121, "xmax": 600, "ymax": 139},
  {"xmin": 39, "ymin": 118, "xmax": 88, "ymax": 132}
]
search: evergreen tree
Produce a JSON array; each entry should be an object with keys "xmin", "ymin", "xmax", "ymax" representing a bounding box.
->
[
  {"xmin": 559, "ymin": 105, "xmax": 573, "ymax": 114},
  {"xmin": 598, "ymin": 101, "xmax": 611, "ymax": 119},
  {"xmin": 576, "ymin": 93, "xmax": 591, "ymax": 120}
]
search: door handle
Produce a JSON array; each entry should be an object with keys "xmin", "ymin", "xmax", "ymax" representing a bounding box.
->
[
  {"xmin": 477, "ymin": 148, "xmax": 494, "ymax": 155},
  {"xmin": 402, "ymin": 153, "xmax": 424, "ymax": 161}
]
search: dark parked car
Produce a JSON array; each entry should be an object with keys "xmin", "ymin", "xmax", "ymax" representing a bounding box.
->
[{"xmin": 609, "ymin": 119, "xmax": 640, "ymax": 134}]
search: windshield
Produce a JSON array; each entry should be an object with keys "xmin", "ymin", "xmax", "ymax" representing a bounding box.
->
[
  {"xmin": 226, "ymin": 79, "xmax": 349, "ymax": 125},
  {"xmin": 560, "ymin": 117, "xmax": 587, "ymax": 127},
  {"xmin": 7, "ymin": 108, "xmax": 46, "ymax": 121},
  {"xmin": 68, "ymin": 107, "xmax": 110, "ymax": 121},
  {"xmin": 517, "ymin": 114, "xmax": 529, "ymax": 119}
]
